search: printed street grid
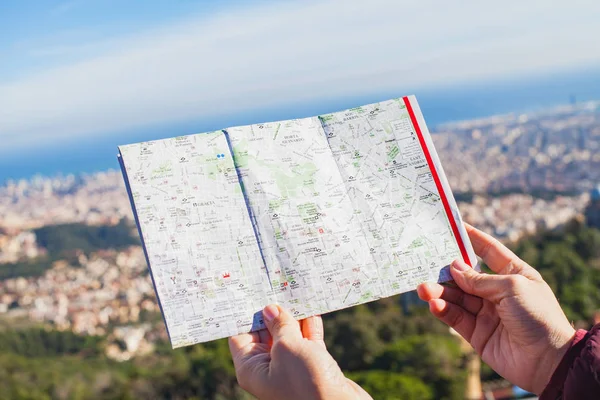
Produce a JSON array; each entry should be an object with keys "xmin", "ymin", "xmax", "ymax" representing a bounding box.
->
[
  {"xmin": 119, "ymin": 132, "xmax": 274, "ymax": 348},
  {"xmin": 320, "ymin": 98, "xmax": 461, "ymax": 295},
  {"xmin": 119, "ymin": 97, "xmax": 463, "ymax": 346},
  {"xmin": 228, "ymin": 118, "xmax": 380, "ymax": 318}
]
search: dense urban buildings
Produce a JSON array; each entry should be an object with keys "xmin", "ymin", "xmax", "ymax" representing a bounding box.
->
[{"xmin": 0, "ymin": 101, "xmax": 599, "ymax": 360}]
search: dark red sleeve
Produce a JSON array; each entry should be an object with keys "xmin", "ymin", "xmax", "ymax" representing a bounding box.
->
[{"xmin": 540, "ymin": 324, "xmax": 600, "ymax": 400}]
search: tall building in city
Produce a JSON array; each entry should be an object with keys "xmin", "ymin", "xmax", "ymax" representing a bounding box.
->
[{"xmin": 585, "ymin": 185, "xmax": 600, "ymax": 229}]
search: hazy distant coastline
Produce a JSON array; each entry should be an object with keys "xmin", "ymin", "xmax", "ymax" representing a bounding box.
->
[{"xmin": 2, "ymin": 67, "xmax": 599, "ymax": 183}]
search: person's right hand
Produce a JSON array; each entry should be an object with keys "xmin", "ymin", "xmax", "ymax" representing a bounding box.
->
[{"xmin": 417, "ymin": 224, "xmax": 576, "ymax": 395}]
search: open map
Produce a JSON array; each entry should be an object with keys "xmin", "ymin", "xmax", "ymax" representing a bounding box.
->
[{"xmin": 118, "ymin": 96, "xmax": 478, "ymax": 347}]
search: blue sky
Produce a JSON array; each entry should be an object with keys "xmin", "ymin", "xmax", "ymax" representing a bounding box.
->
[
  {"xmin": 0, "ymin": 0, "xmax": 238, "ymax": 81},
  {"xmin": 1, "ymin": 0, "xmax": 599, "ymax": 156}
]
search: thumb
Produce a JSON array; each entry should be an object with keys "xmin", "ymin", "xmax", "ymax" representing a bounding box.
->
[
  {"xmin": 450, "ymin": 259, "xmax": 519, "ymax": 303},
  {"xmin": 263, "ymin": 304, "xmax": 302, "ymax": 343}
]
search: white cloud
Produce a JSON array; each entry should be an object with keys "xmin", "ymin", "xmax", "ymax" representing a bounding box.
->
[{"xmin": 1, "ymin": 0, "xmax": 599, "ymax": 150}]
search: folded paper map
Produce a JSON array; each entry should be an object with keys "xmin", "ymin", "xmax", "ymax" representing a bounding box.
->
[{"xmin": 118, "ymin": 95, "xmax": 478, "ymax": 348}]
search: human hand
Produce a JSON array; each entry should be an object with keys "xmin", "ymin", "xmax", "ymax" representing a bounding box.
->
[
  {"xmin": 417, "ymin": 224, "xmax": 576, "ymax": 394},
  {"xmin": 229, "ymin": 304, "xmax": 372, "ymax": 400}
]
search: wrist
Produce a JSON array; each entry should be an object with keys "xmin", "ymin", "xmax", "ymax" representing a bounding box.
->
[
  {"xmin": 532, "ymin": 326, "xmax": 577, "ymax": 394},
  {"xmin": 343, "ymin": 378, "xmax": 373, "ymax": 400},
  {"xmin": 313, "ymin": 378, "xmax": 372, "ymax": 400}
]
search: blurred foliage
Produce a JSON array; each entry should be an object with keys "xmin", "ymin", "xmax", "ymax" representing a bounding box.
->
[
  {"xmin": 373, "ymin": 335, "xmax": 465, "ymax": 400},
  {"xmin": 0, "ymin": 332, "xmax": 251, "ymax": 400},
  {"xmin": 33, "ymin": 219, "xmax": 140, "ymax": 256},
  {"xmin": 0, "ymin": 257, "xmax": 56, "ymax": 281},
  {"xmin": 0, "ymin": 299, "xmax": 467, "ymax": 400},
  {"xmin": 512, "ymin": 219, "xmax": 600, "ymax": 322},
  {"xmin": 0, "ymin": 220, "xmax": 139, "ymax": 280},
  {"xmin": 0, "ymin": 328, "xmax": 103, "ymax": 358},
  {"xmin": 348, "ymin": 371, "xmax": 434, "ymax": 400},
  {"xmin": 0, "ymin": 220, "xmax": 598, "ymax": 399}
]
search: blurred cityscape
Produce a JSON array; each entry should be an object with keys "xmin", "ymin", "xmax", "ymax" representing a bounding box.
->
[{"xmin": 1, "ymin": 100, "xmax": 600, "ymax": 398}]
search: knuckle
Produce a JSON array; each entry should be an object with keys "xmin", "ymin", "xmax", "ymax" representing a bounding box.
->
[
  {"xmin": 271, "ymin": 316, "xmax": 293, "ymax": 334},
  {"xmin": 450, "ymin": 308, "xmax": 464, "ymax": 327},
  {"xmin": 479, "ymin": 238, "xmax": 496, "ymax": 259},
  {"xmin": 499, "ymin": 260, "xmax": 516, "ymax": 275},
  {"xmin": 506, "ymin": 275, "xmax": 527, "ymax": 293},
  {"xmin": 273, "ymin": 336, "xmax": 295, "ymax": 354},
  {"xmin": 528, "ymin": 266, "xmax": 544, "ymax": 281},
  {"xmin": 269, "ymin": 318, "xmax": 282, "ymax": 333},
  {"xmin": 312, "ymin": 329, "xmax": 325, "ymax": 342},
  {"xmin": 529, "ymin": 268, "xmax": 545, "ymax": 282},
  {"xmin": 467, "ymin": 272, "xmax": 483, "ymax": 291},
  {"xmin": 455, "ymin": 289, "xmax": 466, "ymax": 307}
]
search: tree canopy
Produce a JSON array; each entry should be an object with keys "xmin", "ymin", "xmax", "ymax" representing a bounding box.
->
[{"xmin": 1, "ymin": 220, "xmax": 599, "ymax": 398}]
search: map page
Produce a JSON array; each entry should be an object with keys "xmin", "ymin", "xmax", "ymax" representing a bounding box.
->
[
  {"xmin": 119, "ymin": 95, "xmax": 477, "ymax": 347},
  {"xmin": 118, "ymin": 132, "xmax": 274, "ymax": 347}
]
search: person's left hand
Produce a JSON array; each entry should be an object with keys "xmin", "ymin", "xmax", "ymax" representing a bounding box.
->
[{"xmin": 229, "ymin": 304, "xmax": 372, "ymax": 400}]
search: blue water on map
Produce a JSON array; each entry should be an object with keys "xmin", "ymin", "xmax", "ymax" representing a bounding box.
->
[{"xmin": 1, "ymin": 66, "xmax": 599, "ymax": 182}]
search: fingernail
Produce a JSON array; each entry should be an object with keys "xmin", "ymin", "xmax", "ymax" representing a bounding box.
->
[
  {"xmin": 263, "ymin": 305, "xmax": 280, "ymax": 322},
  {"xmin": 452, "ymin": 260, "xmax": 468, "ymax": 272}
]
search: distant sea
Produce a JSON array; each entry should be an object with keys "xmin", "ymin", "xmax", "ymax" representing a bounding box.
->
[{"xmin": 1, "ymin": 66, "xmax": 599, "ymax": 183}]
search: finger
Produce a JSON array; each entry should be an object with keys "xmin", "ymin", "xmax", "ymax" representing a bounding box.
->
[
  {"xmin": 263, "ymin": 304, "xmax": 303, "ymax": 343},
  {"xmin": 469, "ymin": 300, "xmax": 501, "ymax": 354},
  {"xmin": 228, "ymin": 332, "xmax": 258, "ymax": 361},
  {"xmin": 258, "ymin": 328, "xmax": 272, "ymax": 346},
  {"xmin": 429, "ymin": 298, "xmax": 475, "ymax": 341},
  {"xmin": 465, "ymin": 223, "xmax": 537, "ymax": 278},
  {"xmin": 450, "ymin": 259, "xmax": 523, "ymax": 303},
  {"xmin": 301, "ymin": 315, "xmax": 325, "ymax": 346},
  {"xmin": 417, "ymin": 282, "xmax": 483, "ymax": 315},
  {"xmin": 228, "ymin": 334, "xmax": 271, "ymax": 399}
]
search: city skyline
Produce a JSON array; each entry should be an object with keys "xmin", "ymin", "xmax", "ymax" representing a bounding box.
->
[{"xmin": 2, "ymin": 71, "xmax": 600, "ymax": 183}]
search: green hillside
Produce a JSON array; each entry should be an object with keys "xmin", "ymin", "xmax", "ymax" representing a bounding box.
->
[{"xmin": 1, "ymin": 221, "xmax": 598, "ymax": 399}]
